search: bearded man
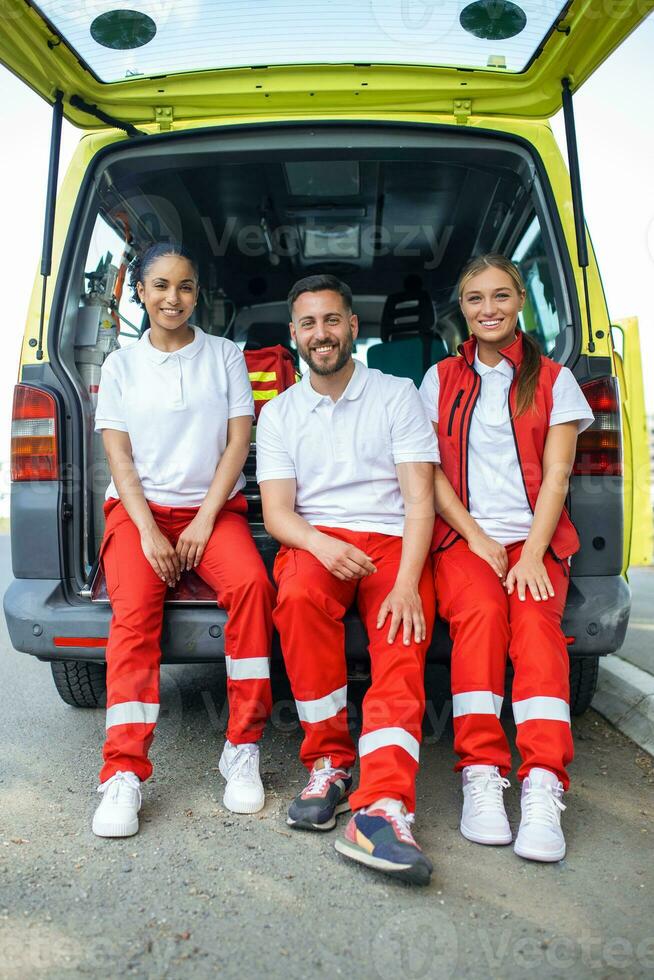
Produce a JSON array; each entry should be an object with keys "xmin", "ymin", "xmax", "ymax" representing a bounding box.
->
[{"xmin": 256, "ymin": 274, "xmax": 439, "ymax": 884}]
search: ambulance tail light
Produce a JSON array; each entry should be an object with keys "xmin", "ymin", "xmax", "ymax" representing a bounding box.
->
[
  {"xmin": 572, "ymin": 377, "xmax": 622, "ymax": 477},
  {"xmin": 11, "ymin": 384, "xmax": 59, "ymax": 481}
]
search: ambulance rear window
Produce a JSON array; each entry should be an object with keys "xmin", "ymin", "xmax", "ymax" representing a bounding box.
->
[{"xmin": 33, "ymin": 0, "xmax": 569, "ymax": 83}]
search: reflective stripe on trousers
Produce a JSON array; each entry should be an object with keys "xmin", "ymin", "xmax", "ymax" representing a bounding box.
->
[
  {"xmin": 99, "ymin": 495, "xmax": 274, "ymax": 783},
  {"xmin": 434, "ymin": 538, "xmax": 573, "ymax": 789},
  {"xmin": 273, "ymin": 527, "xmax": 435, "ymax": 812}
]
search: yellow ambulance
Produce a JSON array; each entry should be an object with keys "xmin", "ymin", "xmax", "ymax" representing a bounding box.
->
[{"xmin": 2, "ymin": 0, "xmax": 652, "ymax": 714}]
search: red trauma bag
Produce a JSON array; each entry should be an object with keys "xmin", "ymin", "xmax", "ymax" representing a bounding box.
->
[{"xmin": 244, "ymin": 345, "xmax": 299, "ymax": 420}]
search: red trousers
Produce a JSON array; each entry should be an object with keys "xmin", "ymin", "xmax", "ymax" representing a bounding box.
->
[
  {"xmin": 100, "ymin": 494, "xmax": 275, "ymax": 783},
  {"xmin": 435, "ymin": 539, "xmax": 573, "ymax": 788},
  {"xmin": 273, "ymin": 528, "xmax": 435, "ymax": 812}
]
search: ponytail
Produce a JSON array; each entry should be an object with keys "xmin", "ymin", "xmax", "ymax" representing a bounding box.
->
[{"xmin": 515, "ymin": 330, "xmax": 541, "ymax": 418}]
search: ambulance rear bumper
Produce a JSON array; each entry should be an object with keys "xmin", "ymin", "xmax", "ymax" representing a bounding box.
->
[{"xmin": 4, "ymin": 574, "xmax": 630, "ymax": 663}]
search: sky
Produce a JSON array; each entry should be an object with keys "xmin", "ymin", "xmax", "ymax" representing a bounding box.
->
[{"xmin": 0, "ymin": 10, "xmax": 652, "ymax": 492}]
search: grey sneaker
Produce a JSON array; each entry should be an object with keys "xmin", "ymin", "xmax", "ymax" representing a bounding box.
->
[{"xmin": 287, "ymin": 757, "xmax": 352, "ymax": 831}]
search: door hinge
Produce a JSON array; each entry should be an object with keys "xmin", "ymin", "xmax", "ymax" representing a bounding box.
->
[
  {"xmin": 155, "ymin": 106, "xmax": 173, "ymax": 131},
  {"xmin": 453, "ymin": 99, "xmax": 471, "ymax": 125},
  {"xmin": 62, "ymin": 502, "xmax": 73, "ymax": 521}
]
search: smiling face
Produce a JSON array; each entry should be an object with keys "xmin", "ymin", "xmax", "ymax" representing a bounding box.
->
[
  {"xmin": 136, "ymin": 254, "xmax": 199, "ymax": 334},
  {"xmin": 459, "ymin": 266, "xmax": 525, "ymax": 351},
  {"xmin": 290, "ymin": 289, "xmax": 358, "ymax": 376}
]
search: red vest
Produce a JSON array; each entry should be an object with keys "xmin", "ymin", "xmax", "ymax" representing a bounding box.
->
[{"xmin": 431, "ymin": 331, "xmax": 579, "ymax": 560}]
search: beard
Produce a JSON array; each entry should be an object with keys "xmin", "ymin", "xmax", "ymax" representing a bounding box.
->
[{"xmin": 297, "ymin": 328, "xmax": 354, "ymax": 376}]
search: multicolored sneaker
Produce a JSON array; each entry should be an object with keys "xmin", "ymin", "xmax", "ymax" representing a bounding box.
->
[
  {"xmin": 287, "ymin": 757, "xmax": 352, "ymax": 831},
  {"xmin": 335, "ymin": 799, "xmax": 433, "ymax": 885}
]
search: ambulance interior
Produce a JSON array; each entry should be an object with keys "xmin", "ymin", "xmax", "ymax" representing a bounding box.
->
[{"xmin": 64, "ymin": 137, "xmax": 575, "ymax": 585}]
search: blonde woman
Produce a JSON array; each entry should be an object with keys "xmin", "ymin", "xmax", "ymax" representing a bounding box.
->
[{"xmin": 420, "ymin": 254, "xmax": 593, "ymax": 862}]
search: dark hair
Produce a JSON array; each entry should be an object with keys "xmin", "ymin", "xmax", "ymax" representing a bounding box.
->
[
  {"xmin": 287, "ymin": 274, "xmax": 352, "ymax": 317},
  {"xmin": 129, "ymin": 242, "xmax": 199, "ymax": 309},
  {"xmin": 458, "ymin": 253, "xmax": 540, "ymax": 418}
]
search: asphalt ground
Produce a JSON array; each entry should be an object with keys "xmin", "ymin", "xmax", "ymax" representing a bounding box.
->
[{"xmin": 1, "ymin": 536, "xmax": 653, "ymax": 980}]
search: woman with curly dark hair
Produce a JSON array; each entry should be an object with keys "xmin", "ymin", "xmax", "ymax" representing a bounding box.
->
[{"xmin": 91, "ymin": 242, "xmax": 274, "ymax": 837}]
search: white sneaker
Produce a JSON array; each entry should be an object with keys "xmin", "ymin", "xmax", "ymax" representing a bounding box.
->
[
  {"xmin": 92, "ymin": 771, "xmax": 142, "ymax": 838},
  {"xmin": 460, "ymin": 765, "xmax": 512, "ymax": 845},
  {"xmin": 219, "ymin": 741, "xmax": 265, "ymax": 814},
  {"xmin": 514, "ymin": 768, "xmax": 566, "ymax": 862}
]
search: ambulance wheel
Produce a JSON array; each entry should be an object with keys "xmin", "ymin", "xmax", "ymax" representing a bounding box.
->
[
  {"xmin": 568, "ymin": 656, "xmax": 599, "ymax": 716},
  {"xmin": 50, "ymin": 660, "xmax": 107, "ymax": 708}
]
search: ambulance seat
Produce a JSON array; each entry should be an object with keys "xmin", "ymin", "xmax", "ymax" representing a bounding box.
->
[{"xmin": 367, "ymin": 288, "xmax": 448, "ymax": 387}]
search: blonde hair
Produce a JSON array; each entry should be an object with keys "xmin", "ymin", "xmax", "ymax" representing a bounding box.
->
[{"xmin": 458, "ymin": 253, "xmax": 540, "ymax": 418}]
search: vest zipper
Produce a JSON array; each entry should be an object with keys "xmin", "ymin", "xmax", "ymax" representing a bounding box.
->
[
  {"xmin": 460, "ymin": 370, "xmax": 480, "ymax": 509},
  {"xmin": 440, "ymin": 369, "xmax": 479, "ymax": 551},
  {"xmin": 447, "ymin": 389, "xmax": 464, "ymax": 436}
]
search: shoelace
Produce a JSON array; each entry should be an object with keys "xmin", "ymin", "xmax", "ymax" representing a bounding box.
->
[
  {"xmin": 97, "ymin": 771, "xmax": 141, "ymax": 807},
  {"xmin": 468, "ymin": 770, "xmax": 510, "ymax": 814},
  {"xmin": 522, "ymin": 784, "xmax": 566, "ymax": 828},
  {"xmin": 306, "ymin": 764, "xmax": 344, "ymax": 795},
  {"xmin": 366, "ymin": 805, "xmax": 417, "ymax": 844},
  {"xmin": 229, "ymin": 746, "xmax": 260, "ymax": 783},
  {"xmin": 390, "ymin": 809, "xmax": 417, "ymax": 845}
]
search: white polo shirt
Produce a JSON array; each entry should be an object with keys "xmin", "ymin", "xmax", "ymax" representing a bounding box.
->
[
  {"xmin": 95, "ymin": 326, "xmax": 254, "ymax": 507},
  {"xmin": 419, "ymin": 354, "xmax": 594, "ymax": 545},
  {"xmin": 256, "ymin": 360, "xmax": 439, "ymax": 536}
]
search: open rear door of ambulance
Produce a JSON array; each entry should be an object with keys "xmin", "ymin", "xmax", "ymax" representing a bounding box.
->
[
  {"xmin": 0, "ymin": 1, "xmax": 652, "ymax": 128},
  {"xmin": 612, "ymin": 318, "xmax": 654, "ymax": 569}
]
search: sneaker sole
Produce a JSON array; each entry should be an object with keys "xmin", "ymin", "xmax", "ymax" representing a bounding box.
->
[
  {"xmin": 334, "ymin": 838, "xmax": 432, "ymax": 886},
  {"xmin": 514, "ymin": 840, "xmax": 566, "ymax": 862},
  {"xmin": 92, "ymin": 817, "xmax": 139, "ymax": 838},
  {"xmin": 460, "ymin": 822, "xmax": 512, "ymax": 846},
  {"xmin": 219, "ymin": 754, "xmax": 265, "ymax": 814},
  {"xmin": 287, "ymin": 799, "xmax": 350, "ymax": 832},
  {"xmin": 223, "ymin": 791, "xmax": 265, "ymax": 815}
]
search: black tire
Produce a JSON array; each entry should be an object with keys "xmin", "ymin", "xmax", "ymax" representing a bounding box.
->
[
  {"xmin": 569, "ymin": 656, "xmax": 599, "ymax": 717},
  {"xmin": 50, "ymin": 660, "xmax": 107, "ymax": 708}
]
